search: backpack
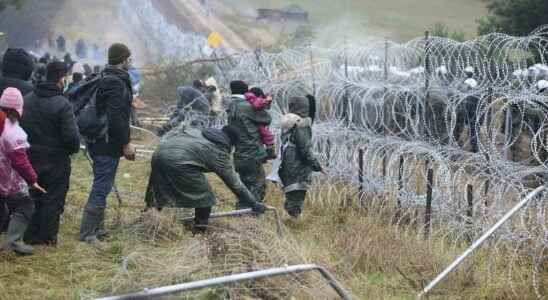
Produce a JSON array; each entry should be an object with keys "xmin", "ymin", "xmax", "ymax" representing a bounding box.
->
[{"xmin": 67, "ymin": 74, "xmax": 111, "ymax": 144}]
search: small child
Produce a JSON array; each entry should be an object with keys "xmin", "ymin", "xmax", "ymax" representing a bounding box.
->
[
  {"xmin": 0, "ymin": 87, "xmax": 45, "ymax": 255},
  {"xmin": 244, "ymin": 87, "xmax": 276, "ymax": 159}
]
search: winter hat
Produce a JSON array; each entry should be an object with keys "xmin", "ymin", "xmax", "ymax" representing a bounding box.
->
[
  {"xmin": 249, "ymin": 87, "xmax": 265, "ymax": 98},
  {"xmin": 46, "ymin": 61, "xmax": 69, "ymax": 83},
  {"xmin": 230, "ymin": 80, "xmax": 248, "ymax": 95},
  {"xmin": 464, "ymin": 66, "xmax": 475, "ymax": 74},
  {"xmin": 436, "ymin": 66, "xmax": 448, "ymax": 75},
  {"xmin": 288, "ymin": 96, "xmax": 310, "ymax": 119},
  {"xmin": 2, "ymin": 48, "xmax": 35, "ymax": 80},
  {"xmin": 108, "ymin": 43, "xmax": 131, "ymax": 65},
  {"xmin": 222, "ymin": 125, "xmax": 241, "ymax": 147},
  {"xmin": 537, "ymin": 80, "xmax": 548, "ymax": 92},
  {"xmin": 0, "ymin": 87, "xmax": 24, "ymax": 117},
  {"xmin": 464, "ymin": 78, "xmax": 478, "ymax": 89}
]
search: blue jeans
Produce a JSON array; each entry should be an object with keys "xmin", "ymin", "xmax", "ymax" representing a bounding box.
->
[{"xmin": 87, "ymin": 155, "xmax": 120, "ymax": 209}]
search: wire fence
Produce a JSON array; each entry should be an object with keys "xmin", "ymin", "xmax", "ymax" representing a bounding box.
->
[
  {"xmin": 77, "ymin": 19, "xmax": 548, "ymax": 297},
  {"xmin": 189, "ymin": 26, "xmax": 548, "ymax": 297}
]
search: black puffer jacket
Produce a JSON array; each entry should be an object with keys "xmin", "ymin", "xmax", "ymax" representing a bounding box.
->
[
  {"xmin": 21, "ymin": 82, "xmax": 81, "ymax": 160},
  {"xmin": 88, "ymin": 66, "xmax": 133, "ymax": 157}
]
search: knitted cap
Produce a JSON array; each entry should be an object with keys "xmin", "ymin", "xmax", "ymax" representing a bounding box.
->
[
  {"xmin": 537, "ymin": 80, "xmax": 548, "ymax": 92},
  {"xmin": 108, "ymin": 43, "xmax": 131, "ymax": 65},
  {"xmin": 46, "ymin": 61, "xmax": 69, "ymax": 83},
  {"xmin": 230, "ymin": 80, "xmax": 248, "ymax": 95},
  {"xmin": 0, "ymin": 87, "xmax": 24, "ymax": 117},
  {"xmin": 2, "ymin": 48, "xmax": 35, "ymax": 80}
]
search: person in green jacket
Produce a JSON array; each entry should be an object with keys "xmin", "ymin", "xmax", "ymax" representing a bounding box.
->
[
  {"xmin": 278, "ymin": 95, "xmax": 324, "ymax": 218},
  {"xmin": 145, "ymin": 125, "xmax": 266, "ymax": 233},
  {"xmin": 227, "ymin": 81, "xmax": 272, "ymax": 209}
]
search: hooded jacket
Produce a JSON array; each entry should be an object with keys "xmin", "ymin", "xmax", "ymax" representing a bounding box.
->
[
  {"xmin": 145, "ymin": 128, "xmax": 257, "ymax": 208},
  {"xmin": 279, "ymin": 96, "xmax": 322, "ymax": 192},
  {"xmin": 88, "ymin": 66, "xmax": 133, "ymax": 157},
  {"xmin": 21, "ymin": 82, "xmax": 80, "ymax": 160}
]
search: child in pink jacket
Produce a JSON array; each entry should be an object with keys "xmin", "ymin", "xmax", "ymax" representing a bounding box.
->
[
  {"xmin": 244, "ymin": 87, "xmax": 276, "ymax": 159},
  {"xmin": 0, "ymin": 87, "xmax": 45, "ymax": 255}
]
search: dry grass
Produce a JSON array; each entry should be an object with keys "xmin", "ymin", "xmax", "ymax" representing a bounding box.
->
[{"xmin": 0, "ymin": 147, "xmax": 543, "ymax": 299}]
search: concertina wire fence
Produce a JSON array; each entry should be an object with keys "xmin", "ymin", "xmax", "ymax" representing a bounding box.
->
[
  {"xmin": 188, "ymin": 26, "xmax": 548, "ymax": 297},
  {"xmin": 120, "ymin": 24, "xmax": 548, "ymax": 297}
]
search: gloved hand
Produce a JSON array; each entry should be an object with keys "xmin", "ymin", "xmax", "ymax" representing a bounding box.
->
[
  {"xmin": 251, "ymin": 202, "xmax": 267, "ymax": 214},
  {"xmin": 266, "ymin": 145, "xmax": 277, "ymax": 160}
]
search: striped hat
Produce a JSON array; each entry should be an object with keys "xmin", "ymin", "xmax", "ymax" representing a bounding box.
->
[{"xmin": 0, "ymin": 87, "xmax": 24, "ymax": 117}]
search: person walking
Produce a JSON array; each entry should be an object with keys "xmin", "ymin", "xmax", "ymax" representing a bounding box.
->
[
  {"xmin": 227, "ymin": 80, "xmax": 272, "ymax": 209},
  {"xmin": 278, "ymin": 95, "xmax": 324, "ymax": 218},
  {"xmin": 79, "ymin": 43, "xmax": 136, "ymax": 245}
]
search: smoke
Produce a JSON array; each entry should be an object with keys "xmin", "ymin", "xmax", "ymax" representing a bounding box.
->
[
  {"xmin": 313, "ymin": 14, "xmax": 388, "ymax": 47},
  {"xmin": 120, "ymin": 0, "xmax": 208, "ymax": 64}
]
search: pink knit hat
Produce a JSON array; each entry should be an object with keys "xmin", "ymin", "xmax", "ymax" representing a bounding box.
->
[{"xmin": 0, "ymin": 87, "xmax": 24, "ymax": 117}]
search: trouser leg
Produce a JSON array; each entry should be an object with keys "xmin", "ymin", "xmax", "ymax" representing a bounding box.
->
[
  {"xmin": 79, "ymin": 155, "xmax": 119, "ymax": 242},
  {"xmin": 24, "ymin": 158, "xmax": 71, "ymax": 246},
  {"xmin": 235, "ymin": 160, "xmax": 266, "ymax": 209},
  {"xmin": 284, "ymin": 190, "xmax": 307, "ymax": 218},
  {"xmin": 0, "ymin": 203, "xmax": 9, "ymax": 233}
]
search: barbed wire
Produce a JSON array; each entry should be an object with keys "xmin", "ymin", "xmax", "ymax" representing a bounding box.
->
[{"xmin": 176, "ymin": 26, "xmax": 548, "ymax": 297}]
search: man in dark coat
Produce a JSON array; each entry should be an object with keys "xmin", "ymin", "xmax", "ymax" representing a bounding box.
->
[
  {"xmin": 21, "ymin": 61, "xmax": 81, "ymax": 245},
  {"xmin": 79, "ymin": 43, "xmax": 136, "ymax": 245},
  {"xmin": 227, "ymin": 80, "xmax": 272, "ymax": 209},
  {"xmin": 145, "ymin": 125, "xmax": 266, "ymax": 233},
  {"xmin": 0, "ymin": 48, "xmax": 35, "ymax": 96}
]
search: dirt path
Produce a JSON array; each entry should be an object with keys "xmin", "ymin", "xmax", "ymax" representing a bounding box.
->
[{"xmin": 171, "ymin": 0, "xmax": 251, "ymax": 53}]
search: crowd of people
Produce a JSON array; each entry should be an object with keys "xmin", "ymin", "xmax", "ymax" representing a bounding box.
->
[{"xmin": 0, "ymin": 41, "xmax": 325, "ymax": 255}]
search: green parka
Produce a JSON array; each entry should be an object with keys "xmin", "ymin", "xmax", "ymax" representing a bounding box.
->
[
  {"xmin": 227, "ymin": 95, "xmax": 272, "ymax": 163},
  {"xmin": 279, "ymin": 97, "xmax": 322, "ymax": 193},
  {"xmin": 145, "ymin": 128, "xmax": 257, "ymax": 208}
]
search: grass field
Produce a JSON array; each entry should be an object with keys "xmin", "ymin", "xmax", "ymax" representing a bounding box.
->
[
  {"xmin": 221, "ymin": 0, "xmax": 488, "ymax": 44},
  {"xmin": 0, "ymin": 146, "xmax": 543, "ymax": 299}
]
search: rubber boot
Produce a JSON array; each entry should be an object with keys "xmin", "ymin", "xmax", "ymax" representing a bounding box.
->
[
  {"xmin": 192, "ymin": 207, "xmax": 211, "ymax": 235},
  {"xmin": 95, "ymin": 210, "xmax": 109, "ymax": 240},
  {"xmin": 2, "ymin": 217, "xmax": 33, "ymax": 255},
  {"xmin": 79, "ymin": 205, "xmax": 105, "ymax": 248}
]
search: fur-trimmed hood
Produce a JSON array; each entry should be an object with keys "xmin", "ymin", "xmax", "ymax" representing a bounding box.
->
[{"xmin": 281, "ymin": 113, "xmax": 312, "ymax": 132}]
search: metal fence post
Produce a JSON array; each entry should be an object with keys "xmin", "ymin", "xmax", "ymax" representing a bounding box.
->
[
  {"xmin": 358, "ymin": 148, "xmax": 365, "ymax": 207},
  {"xmin": 424, "ymin": 166, "xmax": 434, "ymax": 239},
  {"xmin": 384, "ymin": 39, "xmax": 389, "ymax": 80},
  {"xmin": 466, "ymin": 184, "xmax": 474, "ymax": 243},
  {"xmin": 310, "ymin": 47, "xmax": 317, "ymax": 97}
]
